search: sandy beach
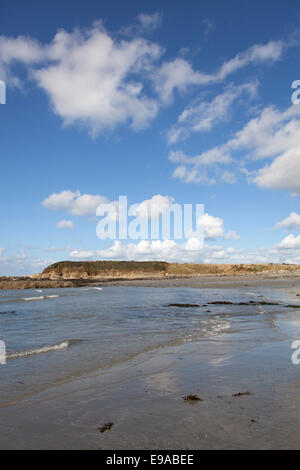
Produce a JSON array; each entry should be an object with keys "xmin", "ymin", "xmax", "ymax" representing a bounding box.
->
[
  {"xmin": 94, "ymin": 273, "xmax": 300, "ymax": 289},
  {"xmin": 0, "ymin": 275, "xmax": 300, "ymax": 450}
]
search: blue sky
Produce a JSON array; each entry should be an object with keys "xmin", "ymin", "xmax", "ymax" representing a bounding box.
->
[{"xmin": 1, "ymin": 0, "xmax": 300, "ymax": 275}]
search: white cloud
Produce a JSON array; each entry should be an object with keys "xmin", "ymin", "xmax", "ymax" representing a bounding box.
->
[
  {"xmin": 195, "ymin": 213, "xmax": 239, "ymax": 241},
  {"xmin": 153, "ymin": 58, "xmax": 212, "ymax": 104},
  {"xmin": 169, "ymin": 148, "xmax": 231, "ymax": 184},
  {"xmin": 274, "ymin": 234, "xmax": 300, "ymax": 250},
  {"xmin": 33, "ymin": 24, "xmax": 162, "ymax": 135},
  {"xmin": 69, "ymin": 249, "xmax": 94, "ymax": 259},
  {"xmin": 276, "ymin": 213, "xmax": 300, "ymax": 230},
  {"xmin": 56, "ymin": 219, "xmax": 74, "ymax": 229},
  {"xmin": 137, "ymin": 12, "xmax": 162, "ymax": 31},
  {"xmin": 231, "ymin": 105, "xmax": 300, "ymax": 160},
  {"xmin": 0, "ymin": 35, "xmax": 44, "ymax": 85},
  {"xmin": 224, "ymin": 230, "xmax": 240, "ymax": 241},
  {"xmin": 0, "ymin": 22, "xmax": 286, "ymax": 136},
  {"xmin": 168, "ymin": 82, "xmax": 258, "ymax": 143},
  {"xmin": 217, "ymin": 40, "xmax": 284, "ymax": 80},
  {"xmin": 133, "ymin": 194, "xmax": 174, "ymax": 218},
  {"xmin": 42, "ymin": 190, "xmax": 109, "ymax": 216},
  {"xmin": 97, "ymin": 239, "xmax": 244, "ymax": 263},
  {"xmin": 170, "ymin": 103, "xmax": 300, "ymax": 191},
  {"xmin": 0, "ymin": 249, "xmax": 52, "ymax": 276},
  {"xmin": 221, "ymin": 171, "xmax": 236, "ymax": 184},
  {"xmin": 198, "ymin": 213, "xmax": 224, "ymax": 239},
  {"xmin": 232, "ymin": 104, "xmax": 300, "ymax": 194},
  {"xmin": 43, "ymin": 192, "xmax": 176, "ymax": 222},
  {"xmin": 154, "ymin": 40, "xmax": 284, "ymax": 103},
  {"xmin": 44, "ymin": 246, "xmax": 69, "ymax": 252},
  {"xmin": 97, "ymin": 239, "xmax": 178, "ymax": 261},
  {"xmin": 169, "ymin": 148, "xmax": 232, "ymax": 166},
  {"xmin": 254, "ymin": 148, "xmax": 300, "ymax": 194},
  {"xmin": 203, "ymin": 18, "xmax": 215, "ymax": 38}
]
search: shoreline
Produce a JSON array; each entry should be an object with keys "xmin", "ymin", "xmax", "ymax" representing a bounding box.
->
[
  {"xmin": 0, "ymin": 279, "xmax": 300, "ymax": 449},
  {"xmin": 0, "ymin": 325, "xmax": 299, "ymax": 449},
  {"xmin": 1, "ymin": 272, "xmax": 300, "ymax": 290}
]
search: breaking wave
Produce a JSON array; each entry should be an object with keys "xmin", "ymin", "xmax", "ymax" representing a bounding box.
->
[
  {"xmin": 7, "ymin": 340, "xmax": 70, "ymax": 359},
  {"xmin": 22, "ymin": 295, "xmax": 59, "ymax": 301}
]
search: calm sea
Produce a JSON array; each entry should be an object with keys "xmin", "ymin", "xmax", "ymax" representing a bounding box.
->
[{"xmin": 0, "ymin": 285, "xmax": 298, "ymax": 406}]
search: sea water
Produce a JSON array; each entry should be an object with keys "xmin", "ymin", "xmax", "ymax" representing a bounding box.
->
[{"xmin": 0, "ymin": 285, "xmax": 298, "ymax": 406}]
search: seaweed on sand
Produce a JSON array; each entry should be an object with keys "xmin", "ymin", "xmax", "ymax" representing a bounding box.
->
[
  {"xmin": 183, "ymin": 394, "xmax": 203, "ymax": 402},
  {"xmin": 98, "ymin": 422, "xmax": 114, "ymax": 433}
]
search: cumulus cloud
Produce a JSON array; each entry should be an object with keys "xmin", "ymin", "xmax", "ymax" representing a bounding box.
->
[
  {"xmin": 97, "ymin": 238, "xmax": 229, "ymax": 263},
  {"xmin": 44, "ymin": 246, "xmax": 69, "ymax": 252},
  {"xmin": 69, "ymin": 249, "xmax": 94, "ymax": 259},
  {"xmin": 221, "ymin": 171, "xmax": 236, "ymax": 184},
  {"xmin": 97, "ymin": 239, "xmax": 244, "ymax": 263},
  {"xmin": 235, "ymin": 105, "xmax": 300, "ymax": 194},
  {"xmin": 0, "ymin": 22, "xmax": 162, "ymax": 134},
  {"xmin": 169, "ymin": 148, "xmax": 232, "ymax": 184},
  {"xmin": 224, "ymin": 230, "xmax": 240, "ymax": 240},
  {"xmin": 196, "ymin": 213, "xmax": 239, "ymax": 241},
  {"xmin": 56, "ymin": 219, "xmax": 74, "ymax": 229},
  {"xmin": 0, "ymin": 248, "xmax": 52, "ymax": 276},
  {"xmin": 137, "ymin": 12, "xmax": 162, "ymax": 31},
  {"xmin": 97, "ymin": 239, "xmax": 179, "ymax": 261},
  {"xmin": 43, "ymin": 191, "xmax": 176, "ymax": 222},
  {"xmin": 154, "ymin": 40, "xmax": 284, "ymax": 103},
  {"xmin": 276, "ymin": 212, "xmax": 300, "ymax": 230},
  {"xmin": 42, "ymin": 190, "xmax": 109, "ymax": 216},
  {"xmin": 274, "ymin": 234, "xmax": 300, "ymax": 250},
  {"xmin": 0, "ymin": 35, "xmax": 44, "ymax": 85},
  {"xmin": 167, "ymin": 82, "xmax": 258, "ymax": 144},
  {"xmin": 33, "ymin": 25, "xmax": 161, "ymax": 135},
  {"xmin": 0, "ymin": 21, "xmax": 287, "ymax": 135},
  {"xmin": 170, "ymin": 103, "xmax": 300, "ymax": 191},
  {"xmin": 254, "ymin": 149, "xmax": 300, "ymax": 194},
  {"xmin": 198, "ymin": 213, "xmax": 224, "ymax": 239},
  {"xmin": 133, "ymin": 194, "xmax": 174, "ymax": 218}
]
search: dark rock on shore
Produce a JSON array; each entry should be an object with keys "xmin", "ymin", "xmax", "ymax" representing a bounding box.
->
[
  {"xmin": 165, "ymin": 303, "xmax": 200, "ymax": 308},
  {"xmin": 0, "ymin": 277, "xmax": 76, "ymax": 290}
]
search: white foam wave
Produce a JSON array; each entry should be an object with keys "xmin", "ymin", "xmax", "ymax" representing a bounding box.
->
[
  {"xmin": 23, "ymin": 296, "xmax": 44, "ymax": 301},
  {"xmin": 257, "ymin": 305, "xmax": 265, "ymax": 315},
  {"xmin": 185, "ymin": 320, "xmax": 231, "ymax": 342},
  {"xmin": 23, "ymin": 294, "xmax": 59, "ymax": 301},
  {"xmin": 7, "ymin": 341, "xmax": 70, "ymax": 359}
]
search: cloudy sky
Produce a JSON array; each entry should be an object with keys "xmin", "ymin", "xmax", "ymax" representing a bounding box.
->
[{"xmin": 1, "ymin": 0, "xmax": 300, "ymax": 275}]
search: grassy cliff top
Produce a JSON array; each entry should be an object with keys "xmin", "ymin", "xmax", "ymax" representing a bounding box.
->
[
  {"xmin": 42, "ymin": 260, "xmax": 300, "ymax": 278},
  {"xmin": 42, "ymin": 260, "xmax": 169, "ymax": 276}
]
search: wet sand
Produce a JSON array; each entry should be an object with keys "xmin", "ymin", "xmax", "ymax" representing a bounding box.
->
[
  {"xmin": 95, "ymin": 273, "xmax": 300, "ymax": 290},
  {"xmin": 1, "ymin": 276, "xmax": 300, "ymax": 449}
]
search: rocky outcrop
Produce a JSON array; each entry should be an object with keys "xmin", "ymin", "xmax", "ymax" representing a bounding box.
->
[{"xmin": 0, "ymin": 277, "xmax": 76, "ymax": 290}]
